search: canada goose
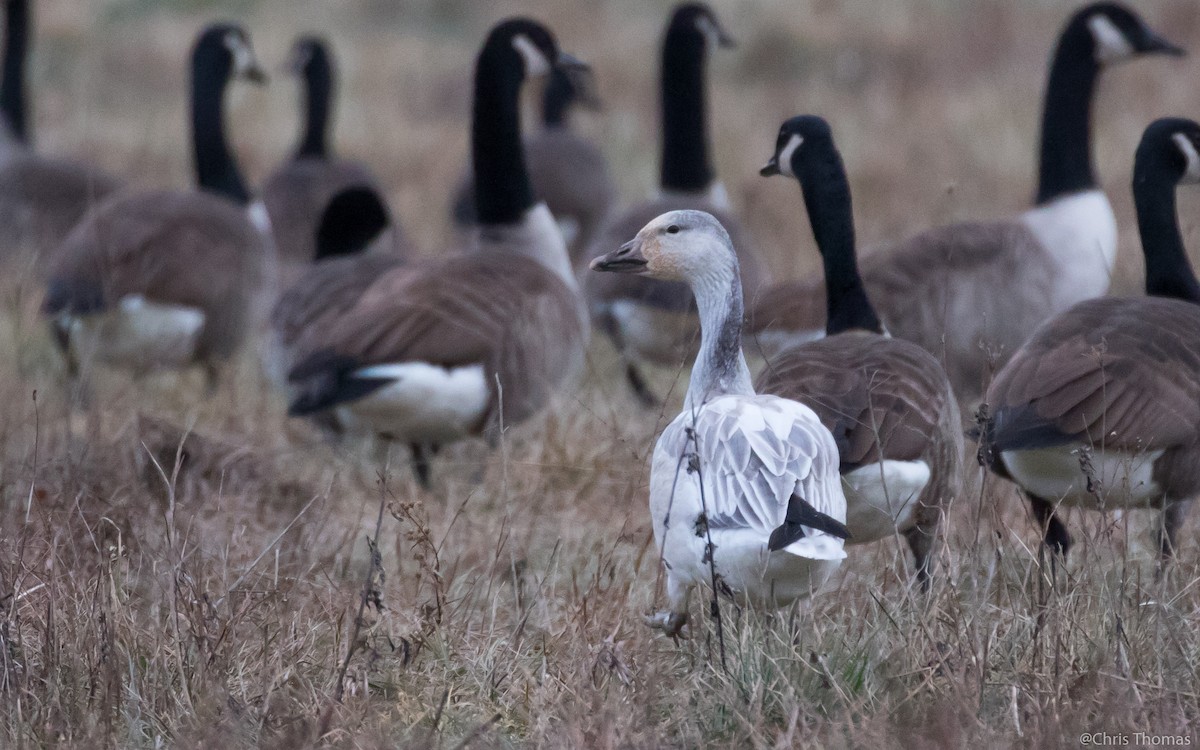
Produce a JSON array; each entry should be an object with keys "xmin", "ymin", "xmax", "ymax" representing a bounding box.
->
[
  {"xmin": 584, "ymin": 2, "xmax": 768, "ymax": 405},
  {"xmin": 450, "ymin": 65, "xmax": 616, "ymax": 260},
  {"xmin": 0, "ymin": 0, "xmax": 123, "ymax": 262},
  {"xmin": 264, "ymin": 184, "xmax": 402, "ymax": 390},
  {"xmin": 745, "ymin": 2, "xmax": 1184, "ymax": 397},
  {"xmin": 979, "ymin": 117, "xmax": 1200, "ymax": 566},
  {"xmin": 591, "ymin": 210, "xmax": 849, "ymax": 636},
  {"xmin": 260, "ymin": 36, "xmax": 394, "ymax": 269},
  {"xmin": 41, "ymin": 23, "xmax": 271, "ymax": 384},
  {"xmin": 286, "ymin": 18, "xmax": 590, "ymax": 486},
  {"xmin": 754, "ymin": 116, "xmax": 963, "ymax": 588}
]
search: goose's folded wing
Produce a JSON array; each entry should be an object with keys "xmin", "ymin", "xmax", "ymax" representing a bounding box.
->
[
  {"xmin": 988, "ymin": 298, "xmax": 1200, "ymax": 451},
  {"xmin": 661, "ymin": 395, "xmax": 841, "ymax": 537},
  {"xmin": 287, "ymin": 253, "xmax": 583, "ymax": 419}
]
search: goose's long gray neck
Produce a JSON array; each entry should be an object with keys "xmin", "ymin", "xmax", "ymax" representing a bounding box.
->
[{"xmin": 685, "ymin": 260, "xmax": 753, "ymax": 410}]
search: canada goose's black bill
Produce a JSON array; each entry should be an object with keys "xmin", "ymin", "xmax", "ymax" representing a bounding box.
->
[
  {"xmin": 590, "ymin": 239, "xmax": 648, "ymax": 273},
  {"xmin": 759, "ymin": 156, "xmax": 781, "ymax": 177},
  {"xmin": 695, "ymin": 10, "xmax": 736, "ymax": 48},
  {"xmin": 554, "ymin": 52, "xmax": 597, "ymax": 107},
  {"xmin": 1135, "ymin": 28, "xmax": 1185, "ymax": 57}
]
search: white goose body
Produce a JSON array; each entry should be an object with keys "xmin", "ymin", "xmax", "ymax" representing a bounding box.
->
[
  {"xmin": 591, "ymin": 209, "xmax": 848, "ymax": 634},
  {"xmin": 651, "ymin": 395, "xmax": 846, "ymax": 608}
]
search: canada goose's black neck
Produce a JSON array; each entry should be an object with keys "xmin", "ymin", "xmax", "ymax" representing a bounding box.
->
[
  {"xmin": 296, "ymin": 45, "xmax": 333, "ymax": 159},
  {"xmin": 1035, "ymin": 17, "xmax": 1101, "ymax": 205},
  {"xmin": 792, "ymin": 138, "xmax": 883, "ymax": 336},
  {"xmin": 0, "ymin": 0, "xmax": 29, "ymax": 144},
  {"xmin": 1133, "ymin": 136, "xmax": 1200, "ymax": 302},
  {"xmin": 541, "ymin": 67, "xmax": 572, "ymax": 129},
  {"xmin": 660, "ymin": 19, "xmax": 713, "ymax": 194},
  {"xmin": 688, "ymin": 251, "xmax": 753, "ymax": 408},
  {"xmin": 191, "ymin": 37, "xmax": 250, "ymax": 205},
  {"xmin": 472, "ymin": 32, "xmax": 534, "ymax": 226}
]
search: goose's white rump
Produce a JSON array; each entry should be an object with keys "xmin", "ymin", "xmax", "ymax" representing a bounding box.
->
[{"xmin": 651, "ymin": 394, "xmax": 847, "ymax": 608}]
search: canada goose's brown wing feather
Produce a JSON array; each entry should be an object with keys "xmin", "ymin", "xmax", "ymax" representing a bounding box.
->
[
  {"xmin": 755, "ymin": 332, "xmax": 955, "ymax": 470},
  {"xmin": 288, "ymin": 252, "xmax": 585, "ymax": 429},
  {"xmin": 585, "ymin": 196, "xmax": 767, "ymax": 314},
  {"xmin": 987, "ymin": 297, "xmax": 1200, "ymax": 452},
  {"xmin": 44, "ymin": 189, "xmax": 268, "ymax": 359},
  {"xmin": 0, "ymin": 152, "xmax": 124, "ymax": 257},
  {"xmin": 271, "ymin": 253, "xmax": 405, "ymax": 356}
]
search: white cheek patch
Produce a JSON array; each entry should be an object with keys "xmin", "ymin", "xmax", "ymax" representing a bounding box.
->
[
  {"xmin": 224, "ymin": 31, "xmax": 257, "ymax": 76},
  {"xmin": 1087, "ymin": 15, "xmax": 1135, "ymax": 63},
  {"xmin": 776, "ymin": 134, "xmax": 803, "ymax": 177},
  {"xmin": 695, "ymin": 15, "xmax": 722, "ymax": 49},
  {"xmin": 512, "ymin": 34, "xmax": 550, "ymax": 78},
  {"xmin": 1173, "ymin": 133, "xmax": 1200, "ymax": 184}
]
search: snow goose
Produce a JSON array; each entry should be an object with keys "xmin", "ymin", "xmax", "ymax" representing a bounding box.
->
[
  {"xmin": 40, "ymin": 23, "xmax": 272, "ymax": 386},
  {"xmin": 584, "ymin": 2, "xmax": 769, "ymax": 405},
  {"xmin": 285, "ymin": 19, "xmax": 590, "ymax": 486},
  {"xmin": 755, "ymin": 116, "xmax": 963, "ymax": 589},
  {"xmin": 979, "ymin": 118, "xmax": 1200, "ymax": 566},
  {"xmin": 746, "ymin": 2, "xmax": 1185, "ymax": 397},
  {"xmin": 591, "ymin": 209, "xmax": 848, "ymax": 635}
]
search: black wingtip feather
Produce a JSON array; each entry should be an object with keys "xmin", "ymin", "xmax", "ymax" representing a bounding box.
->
[
  {"xmin": 286, "ymin": 350, "xmax": 393, "ymax": 416},
  {"xmin": 768, "ymin": 493, "xmax": 851, "ymax": 552}
]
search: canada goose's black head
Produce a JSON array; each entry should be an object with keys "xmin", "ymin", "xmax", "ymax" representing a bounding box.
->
[
  {"xmin": 193, "ymin": 23, "xmax": 268, "ymax": 86},
  {"xmin": 314, "ymin": 185, "xmax": 391, "ymax": 261},
  {"xmin": 591, "ymin": 210, "xmax": 734, "ymax": 284},
  {"xmin": 667, "ymin": 3, "xmax": 735, "ymax": 51},
  {"xmin": 285, "ymin": 35, "xmax": 329, "ymax": 79},
  {"xmin": 1070, "ymin": 2, "xmax": 1184, "ymax": 65},
  {"xmin": 481, "ymin": 18, "xmax": 590, "ymax": 88},
  {"xmin": 760, "ymin": 115, "xmax": 835, "ymax": 180},
  {"xmin": 1137, "ymin": 118, "xmax": 1200, "ymax": 187}
]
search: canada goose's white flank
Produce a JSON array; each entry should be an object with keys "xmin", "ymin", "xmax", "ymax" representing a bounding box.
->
[
  {"xmin": 285, "ymin": 18, "xmax": 590, "ymax": 486},
  {"xmin": 755, "ymin": 116, "xmax": 963, "ymax": 588},
  {"xmin": 746, "ymin": 2, "xmax": 1185, "ymax": 396},
  {"xmin": 592, "ymin": 210, "xmax": 848, "ymax": 635},
  {"xmin": 585, "ymin": 2, "xmax": 768, "ymax": 405},
  {"xmin": 41, "ymin": 23, "xmax": 271, "ymax": 385},
  {"xmin": 981, "ymin": 118, "xmax": 1200, "ymax": 564}
]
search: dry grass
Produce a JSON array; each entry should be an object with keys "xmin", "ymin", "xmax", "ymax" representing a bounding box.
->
[{"xmin": 3, "ymin": 0, "xmax": 1200, "ymax": 747}]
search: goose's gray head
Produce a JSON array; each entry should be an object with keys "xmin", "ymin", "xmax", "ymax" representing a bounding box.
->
[
  {"xmin": 590, "ymin": 210, "xmax": 736, "ymax": 283},
  {"xmin": 1076, "ymin": 3, "xmax": 1184, "ymax": 64},
  {"xmin": 1138, "ymin": 117, "xmax": 1200, "ymax": 186}
]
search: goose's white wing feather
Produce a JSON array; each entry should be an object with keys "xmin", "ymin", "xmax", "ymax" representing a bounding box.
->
[{"xmin": 652, "ymin": 394, "xmax": 845, "ymax": 550}]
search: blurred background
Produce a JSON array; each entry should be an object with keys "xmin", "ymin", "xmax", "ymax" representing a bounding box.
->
[{"xmin": 26, "ymin": 0, "xmax": 1200, "ymax": 290}]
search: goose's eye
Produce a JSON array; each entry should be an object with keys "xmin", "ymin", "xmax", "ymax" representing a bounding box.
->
[{"xmin": 666, "ymin": 225, "xmax": 680, "ymax": 235}]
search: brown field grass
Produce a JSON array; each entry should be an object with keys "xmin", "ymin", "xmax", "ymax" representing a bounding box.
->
[{"xmin": 3, "ymin": 0, "xmax": 1200, "ymax": 747}]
